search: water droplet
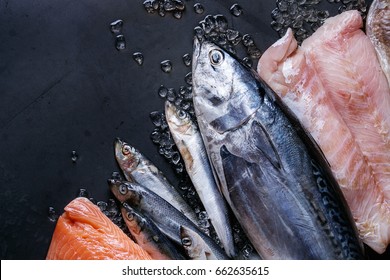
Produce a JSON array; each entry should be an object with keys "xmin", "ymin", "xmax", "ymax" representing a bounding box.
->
[
  {"xmin": 173, "ymin": 11, "xmax": 183, "ymax": 19},
  {"xmin": 150, "ymin": 111, "xmax": 164, "ymax": 126},
  {"xmin": 151, "ymin": 129, "xmax": 161, "ymax": 143},
  {"xmin": 158, "ymin": 146, "xmax": 165, "ymax": 155},
  {"xmin": 181, "ymin": 101, "xmax": 191, "ymax": 110},
  {"xmin": 198, "ymin": 219, "xmax": 210, "ymax": 229},
  {"xmin": 171, "ymin": 152, "xmax": 181, "ymax": 164},
  {"xmin": 97, "ymin": 201, "xmax": 108, "ymax": 211},
  {"xmin": 158, "ymin": 5, "xmax": 166, "ymax": 17},
  {"xmin": 143, "ymin": 0, "xmax": 156, "ymax": 13},
  {"xmin": 71, "ymin": 150, "xmax": 78, "ymax": 163},
  {"xmin": 184, "ymin": 72, "xmax": 192, "ymax": 85},
  {"xmin": 226, "ymin": 29, "xmax": 240, "ymax": 41},
  {"xmin": 164, "ymin": 0, "xmax": 176, "ymax": 12},
  {"xmin": 167, "ymin": 88, "xmax": 176, "ymax": 102},
  {"xmin": 317, "ymin": 10, "xmax": 329, "ymax": 21},
  {"xmin": 198, "ymin": 211, "xmax": 208, "ymax": 220},
  {"xmin": 77, "ymin": 188, "xmax": 89, "ymax": 197},
  {"xmin": 160, "ymin": 60, "xmax": 172, "ymax": 73},
  {"xmin": 115, "ymin": 35, "xmax": 126, "ymax": 51},
  {"xmin": 247, "ymin": 45, "xmax": 262, "ymax": 59},
  {"xmin": 182, "ymin": 53, "xmax": 191, "ymax": 67},
  {"xmin": 174, "ymin": 0, "xmax": 185, "ymax": 11},
  {"xmin": 176, "ymin": 162, "xmax": 184, "ymax": 173},
  {"xmin": 111, "ymin": 172, "xmax": 122, "ymax": 180},
  {"xmin": 48, "ymin": 207, "xmax": 59, "ymax": 222},
  {"xmin": 194, "ymin": 26, "xmax": 205, "ymax": 41},
  {"xmin": 242, "ymin": 57, "xmax": 252, "ymax": 68},
  {"xmin": 132, "ymin": 52, "xmax": 144, "ymax": 66},
  {"xmin": 174, "ymin": 97, "xmax": 183, "ymax": 107},
  {"xmin": 288, "ymin": 2, "xmax": 299, "ymax": 16},
  {"xmin": 193, "ymin": 3, "xmax": 204, "ymax": 14},
  {"xmin": 214, "ymin": 14, "xmax": 228, "ymax": 33},
  {"xmin": 271, "ymin": 20, "xmax": 283, "ymax": 32},
  {"xmin": 158, "ymin": 85, "xmax": 168, "ymax": 98},
  {"xmin": 242, "ymin": 34, "xmax": 254, "ymax": 47},
  {"xmin": 110, "ymin": 19, "xmax": 123, "ymax": 34},
  {"xmin": 230, "ymin": 4, "xmax": 243, "ymax": 17}
]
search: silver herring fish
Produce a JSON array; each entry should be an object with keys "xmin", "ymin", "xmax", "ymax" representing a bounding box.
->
[
  {"xmin": 114, "ymin": 138, "xmax": 198, "ymax": 225},
  {"xmin": 165, "ymin": 101, "xmax": 236, "ymax": 257}
]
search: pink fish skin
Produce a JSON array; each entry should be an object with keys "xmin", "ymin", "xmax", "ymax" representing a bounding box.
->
[{"xmin": 258, "ymin": 10, "xmax": 390, "ymax": 254}]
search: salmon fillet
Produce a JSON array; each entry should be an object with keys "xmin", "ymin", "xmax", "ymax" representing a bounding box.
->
[
  {"xmin": 46, "ymin": 197, "xmax": 152, "ymax": 260},
  {"xmin": 258, "ymin": 10, "xmax": 390, "ymax": 254}
]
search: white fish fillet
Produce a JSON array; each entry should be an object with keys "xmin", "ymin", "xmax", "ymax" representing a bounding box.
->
[{"xmin": 258, "ymin": 10, "xmax": 390, "ymax": 254}]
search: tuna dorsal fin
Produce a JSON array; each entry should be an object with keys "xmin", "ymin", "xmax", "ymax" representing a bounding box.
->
[{"xmin": 251, "ymin": 121, "xmax": 282, "ymax": 170}]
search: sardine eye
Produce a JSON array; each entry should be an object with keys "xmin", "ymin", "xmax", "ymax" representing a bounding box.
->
[
  {"xmin": 119, "ymin": 184, "xmax": 128, "ymax": 195},
  {"xmin": 181, "ymin": 237, "xmax": 192, "ymax": 247},
  {"xmin": 209, "ymin": 49, "xmax": 224, "ymax": 66},
  {"xmin": 122, "ymin": 145, "xmax": 131, "ymax": 155},
  {"xmin": 178, "ymin": 110, "xmax": 186, "ymax": 119}
]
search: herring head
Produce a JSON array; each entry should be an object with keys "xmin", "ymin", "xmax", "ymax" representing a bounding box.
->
[
  {"xmin": 108, "ymin": 178, "xmax": 141, "ymax": 205},
  {"xmin": 114, "ymin": 138, "xmax": 140, "ymax": 174},
  {"xmin": 192, "ymin": 38, "xmax": 261, "ymax": 133},
  {"xmin": 121, "ymin": 202, "xmax": 142, "ymax": 235},
  {"xmin": 165, "ymin": 101, "xmax": 192, "ymax": 135}
]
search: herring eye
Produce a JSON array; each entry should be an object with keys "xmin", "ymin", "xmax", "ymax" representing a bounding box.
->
[
  {"xmin": 122, "ymin": 145, "xmax": 131, "ymax": 155},
  {"xmin": 181, "ymin": 237, "xmax": 192, "ymax": 247},
  {"xmin": 119, "ymin": 184, "xmax": 128, "ymax": 195},
  {"xmin": 209, "ymin": 49, "xmax": 224, "ymax": 66},
  {"xmin": 178, "ymin": 110, "xmax": 186, "ymax": 119},
  {"xmin": 126, "ymin": 211, "xmax": 134, "ymax": 221}
]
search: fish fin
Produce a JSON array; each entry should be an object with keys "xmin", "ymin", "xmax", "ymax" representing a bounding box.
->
[{"xmin": 251, "ymin": 121, "xmax": 282, "ymax": 170}]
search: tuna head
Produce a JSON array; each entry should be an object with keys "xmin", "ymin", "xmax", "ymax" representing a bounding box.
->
[
  {"xmin": 108, "ymin": 178, "xmax": 141, "ymax": 205},
  {"xmin": 192, "ymin": 38, "xmax": 261, "ymax": 134},
  {"xmin": 114, "ymin": 138, "xmax": 140, "ymax": 174}
]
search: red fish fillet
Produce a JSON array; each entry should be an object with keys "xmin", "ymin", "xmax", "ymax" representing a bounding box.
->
[
  {"xmin": 258, "ymin": 11, "xmax": 390, "ymax": 254},
  {"xmin": 46, "ymin": 197, "xmax": 152, "ymax": 260}
]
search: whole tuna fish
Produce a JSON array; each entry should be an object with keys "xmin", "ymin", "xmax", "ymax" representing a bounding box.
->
[
  {"xmin": 165, "ymin": 100, "xmax": 236, "ymax": 257},
  {"xmin": 191, "ymin": 38, "xmax": 364, "ymax": 259}
]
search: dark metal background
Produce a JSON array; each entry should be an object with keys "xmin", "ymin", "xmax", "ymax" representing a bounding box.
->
[{"xmin": 1, "ymin": 0, "xmax": 387, "ymax": 260}]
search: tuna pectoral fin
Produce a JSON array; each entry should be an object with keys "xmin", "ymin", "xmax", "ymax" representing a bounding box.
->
[
  {"xmin": 220, "ymin": 145, "xmax": 285, "ymax": 258},
  {"xmin": 251, "ymin": 121, "xmax": 281, "ymax": 170}
]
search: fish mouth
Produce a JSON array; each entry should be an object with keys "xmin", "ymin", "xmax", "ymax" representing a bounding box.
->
[{"xmin": 192, "ymin": 37, "xmax": 201, "ymax": 73}]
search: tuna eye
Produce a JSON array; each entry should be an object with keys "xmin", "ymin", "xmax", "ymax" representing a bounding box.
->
[
  {"xmin": 122, "ymin": 145, "xmax": 131, "ymax": 155},
  {"xmin": 178, "ymin": 110, "xmax": 186, "ymax": 119},
  {"xmin": 119, "ymin": 184, "xmax": 128, "ymax": 195},
  {"xmin": 181, "ymin": 237, "xmax": 192, "ymax": 247},
  {"xmin": 209, "ymin": 49, "xmax": 224, "ymax": 66}
]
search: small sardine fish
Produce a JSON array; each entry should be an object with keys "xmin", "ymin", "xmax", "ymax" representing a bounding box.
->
[
  {"xmin": 165, "ymin": 101, "xmax": 236, "ymax": 257},
  {"xmin": 108, "ymin": 178, "xmax": 229, "ymax": 260},
  {"xmin": 366, "ymin": 0, "xmax": 390, "ymax": 86},
  {"xmin": 121, "ymin": 202, "xmax": 186, "ymax": 260},
  {"xmin": 192, "ymin": 38, "xmax": 364, "ymax": 259},
  {"xmin": 114, "ymin": 138, "xmax": 198, "ymax": 225},
  {"xmin": 180, "ymin": 225, "xmax": 220, "ymax": 260}
]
